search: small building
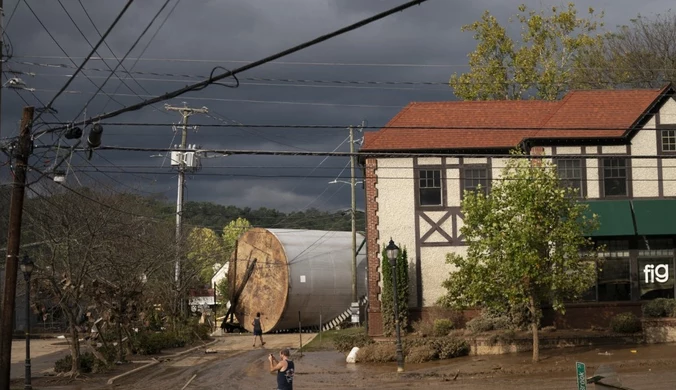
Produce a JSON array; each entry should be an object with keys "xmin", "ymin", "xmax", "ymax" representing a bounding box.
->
[{"xmin": 360, "ymin": 84, "xmax": 676, "ymax": 336}]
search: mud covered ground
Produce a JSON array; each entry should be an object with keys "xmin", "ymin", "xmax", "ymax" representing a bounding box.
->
[{"xmin": 13, "ymin": 335, "xmax": 676, "ymax": 389}]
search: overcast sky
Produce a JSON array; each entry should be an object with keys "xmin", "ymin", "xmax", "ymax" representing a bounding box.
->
[{"xmin": 0, "ymin": 0, "xmax": 673, "ymax": 213}]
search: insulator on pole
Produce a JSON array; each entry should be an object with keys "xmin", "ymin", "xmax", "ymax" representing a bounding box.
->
[{"xmin": 87, "ymin": 123, "xmax": 103, "ymax": 149}]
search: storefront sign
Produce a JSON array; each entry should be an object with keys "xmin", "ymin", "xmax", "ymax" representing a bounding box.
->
[{"xmin": 644, "ymin": 264, "xmax": 670, "ymax": 283}]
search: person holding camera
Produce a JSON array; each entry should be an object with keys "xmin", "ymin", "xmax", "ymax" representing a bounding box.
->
[{"xmin": 268, "ymin": 348, "xmax": 295, "ymax": 390}]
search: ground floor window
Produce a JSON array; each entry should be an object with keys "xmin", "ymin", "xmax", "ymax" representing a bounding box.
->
[{"xmin": 577, "ymin": 238, "xmax": 676, "ymax": 303}]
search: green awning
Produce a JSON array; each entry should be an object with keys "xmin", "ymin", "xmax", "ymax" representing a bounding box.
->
[
  {"xmin": 631, "ymin": 199, "xmax": 676, "ymax": 235},
  {"xmin": 582, "ymin": 200, "xmax": 635, "ymax": 237}
]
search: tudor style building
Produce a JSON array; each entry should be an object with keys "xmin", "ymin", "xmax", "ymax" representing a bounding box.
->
[{"xmin": 360, "ymin": 84, "xmax": 676, "ymax": 336}]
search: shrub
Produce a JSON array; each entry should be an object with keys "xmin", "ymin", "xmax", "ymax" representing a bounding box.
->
[
  {"xmin": 610, "ymin": 313, "xmax": 642, "ymax": 333},
  {"xmin": 430, "ymin": 337, "xmax": 470, "ymax": 359},
  {"xmin": 406, "ymin": 345, "xmax": 436, "ymax": 364},
  {"xmin": 433, "ymin": 319, "xmax": 454, "ymax": 337},
  {"xmin": 356, "ymin": 342, "xmax": 396, "ymax": 363},
  {"xmin": 54, "ymin": 352, "xmax": 103, "ymax": 373},
  {"xmin": 412, "ymin": 319, "xmax": 435, "ymax": 337},
  {"xmin": 333, "ymin": 330, "xmax": 374, "ymax": 353},
  {"xmin": 642, "ymin": 298, "xmax": 676, "ymax": 318},
  {"xmin": 136, "ymin": 332, "xmax": 187, "ymax": 355},
  {"xmin": 466, "ymin": 316, "xmax": 510, "ymax": 333}
]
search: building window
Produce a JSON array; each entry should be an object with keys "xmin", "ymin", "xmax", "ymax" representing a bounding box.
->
[
  {"xmin": 597, "ymin": 239, "xmax": 631, "ymax": 301},
  {"xmin": 602, "ymin": 158, "xmax": 628, "ymax": 197},
  {"xmin": 661, "ymin": 129, "xmax": 676, "ymax": 152},
  {"xmin": 462, "ymin": 167, "xmax": 488, "ymax": 195},
  {"xmin": 639, "ymin": 258, "xmax": 675, "ymax": 300},
  {"xmin": 419, "ymin": 169, "xmax": 442, "ymax": 206},
  {"xmin": 556, "ymin": 159, "xmax": 583, "ymax": 196}
]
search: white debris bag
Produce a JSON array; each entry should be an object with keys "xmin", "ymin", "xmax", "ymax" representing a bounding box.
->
[{"xmin": 346, "ymin": 347, "xmax": 359, "ymax": 364}]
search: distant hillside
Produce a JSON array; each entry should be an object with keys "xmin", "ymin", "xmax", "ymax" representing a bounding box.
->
[{"xmin": 180, "ymin": 201, "xmax": 365, "ymax": 233}]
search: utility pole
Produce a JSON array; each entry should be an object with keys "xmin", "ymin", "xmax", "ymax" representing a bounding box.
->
[
  {"xmin": 164, "ymin": 104, "xmax": 207, "ymax": 314},
  {"xmin": 0, "ymin": 1, "xmax": 4, "ymax": 140},
  {"xmin": 0, "ymin": 106, "xmax": 34, "ymax": 390},
  {"xmin": 349, "ymin": 125, "xmax": 357, "ymax": 303}
]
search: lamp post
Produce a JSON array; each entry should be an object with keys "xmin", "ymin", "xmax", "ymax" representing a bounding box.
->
[
  {"xmin": 20, "ymin": 254, "xmax": 34, "ymax": 390},
  {"xmin": 385, "ymin": 239, "xmax": 404, "ymax": 372}
]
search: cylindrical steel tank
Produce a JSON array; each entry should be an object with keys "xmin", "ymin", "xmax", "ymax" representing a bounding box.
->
[{"xmin": 229, "ymin": 228, "xmax": 367, "ymax": 333}]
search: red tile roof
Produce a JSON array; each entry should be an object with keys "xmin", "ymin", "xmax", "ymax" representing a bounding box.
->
[{"xmin": 361, "ymin": 86, "xmax": 670, "ymax": 151}]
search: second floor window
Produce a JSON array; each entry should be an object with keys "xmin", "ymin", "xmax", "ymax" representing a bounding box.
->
[
  {"xmin": 661, "ymin": 129, "xmax": 676, "ymax": 152},
  {"xmin": 602, "ymin": 158, "xmax": 628, "ymax": 197},
  {"xmin": 419, "ymin": 169, "xmax": 442, "ymax": 206},
  {"xmin": 462, "ymin": 167, "xmax": 488, "ymax": 195},
  {"xmin": 556, "ymin": 159, "xmax": 583, "ymax": 196}
]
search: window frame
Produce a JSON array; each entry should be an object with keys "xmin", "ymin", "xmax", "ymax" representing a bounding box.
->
[
  {"xmin": 461, "ymin": 165, "xmax": 489, "ymax": 197},
  {"xmin": 600, "ymin": 157, "xmax": 630, "ymax": 198},
  {"xmin": 555, "ymin": 158, "xmax": 586, "ymax": 198},
  {"xmin": 659, "ymin": 128, "xmax": 676, "ymax": 153},
  {"xmin": 417, "ymin": 168, "xmax": 443, "ymax": 207}
]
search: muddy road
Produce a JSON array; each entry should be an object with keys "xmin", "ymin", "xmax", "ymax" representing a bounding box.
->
[{"xmin": 28, "ymin": 335, "xmax": 676, "ymax": 389}]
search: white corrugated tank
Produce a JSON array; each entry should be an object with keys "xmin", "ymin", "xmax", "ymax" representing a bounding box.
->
[{"xmin": 229, "ymin": 228, "xmax": 367, "ymax": 332}]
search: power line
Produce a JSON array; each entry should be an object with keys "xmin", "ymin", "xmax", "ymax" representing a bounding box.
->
[
  {"xmin": 35, "ymin": 0, "xmax": 432, "ymax": 136},
  {"xmin": 62, "ymin": 146, "xmax": 676, "ymax": 160},
  {"xmin": 28, "ymin": 89, "xmax": 405, "ymax": 109},
  {"xmin": 71, "ymin": 0, "xmax": 173, "ymax": 122},
  {"xmin": 23, "ymin": 0, "xmax": 135, "ymax": 121},
  {"xmin": 15, "ymin": 55, "xmax": 676, "ymax": 72},
  {"xmin": 37, "ymin": 122, "xmax": 676, "ymax": 132}
]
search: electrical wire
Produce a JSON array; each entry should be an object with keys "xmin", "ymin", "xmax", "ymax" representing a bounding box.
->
[
  {"xmin": 23, "ymin": 0, "xmax": 135, "ymax": 122},
  {"xmin": 36, "ymin": 122, "xmax": 676, "ymax": 132},
  {"xmin": 35, "ymin": 0, "xmax": 431, "ymax": 136},
  {"xmin": 70, "ymin": 0, "xmax": 173, "ymax": 122}
]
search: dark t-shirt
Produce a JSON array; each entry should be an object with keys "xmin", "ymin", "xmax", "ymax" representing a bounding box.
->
[
  {"xmin": 276, "ymin": 360, "xmax": 294, "ymax": 390},
  {"xmin": 253, "ymin": 318, "xmax": 262, "ymax": 332}
]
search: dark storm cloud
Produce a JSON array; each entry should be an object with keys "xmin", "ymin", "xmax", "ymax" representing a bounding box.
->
[{"xmin": 2, "ymin": 0, "xmax": 674, "ymax": 212}]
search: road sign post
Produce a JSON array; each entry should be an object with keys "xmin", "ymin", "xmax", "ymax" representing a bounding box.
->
[{"xmin": 576, "ymin": 361, "xmax": 587, "ymax": 390}]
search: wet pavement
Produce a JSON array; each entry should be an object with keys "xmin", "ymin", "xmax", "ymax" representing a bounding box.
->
[{"xmin": 12, "ymin": 335, "xmax": 676, "ymax": 389}]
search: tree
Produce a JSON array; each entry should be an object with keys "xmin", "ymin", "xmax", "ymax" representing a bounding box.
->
[
  {"xmin": 380, "ymin": 244, "xmax": 409, "ymax": 337},
  {"xmin": 222, "ymin": 217, "xmax": 252, "ymax": 259},
  {"xmin": 572, "ymin": 11, "xmax": 676, "ymax": 89},
  {"xmin": 438, "ymin": 153, "xmax": 600, "ymax": 362},
  {"xmin": 24, "ymin": 188, "xmax": 174, "ymax": 372},
  {"xmin": 450, "ymin": 3, "xmax": 604, "ymax": 100},
  {"xmin": 186, "ymin": 227, "xmax": 225, "ymax": 284}
]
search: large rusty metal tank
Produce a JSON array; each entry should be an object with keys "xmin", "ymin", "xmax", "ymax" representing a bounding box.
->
[{"xmin": 229, "ymin": 228, "xmax": 367, "ymax": 333}]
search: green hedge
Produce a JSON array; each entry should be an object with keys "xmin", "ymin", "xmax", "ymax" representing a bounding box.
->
[{"xmin": 642, "ymin": 298, "xmax": 676, "ymax": 318}]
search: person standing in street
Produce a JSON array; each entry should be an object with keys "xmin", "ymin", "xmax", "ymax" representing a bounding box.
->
[
  {"xmin": 252, "ymin": 312, "xmax": 266, "ymax": 347},
  {"xmin": 269, "ymin": 348, "xmax": 295, "ymax": 390}
]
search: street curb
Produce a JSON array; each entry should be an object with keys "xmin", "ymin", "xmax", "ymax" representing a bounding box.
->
[{"xmin": 106, "ymin": 339, "xmax": 219, "ymax": 385}]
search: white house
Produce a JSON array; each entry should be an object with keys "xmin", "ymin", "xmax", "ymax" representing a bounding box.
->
[{"xmin": 360, "ymin": 84, "xmax": 676, "ymax": 336}]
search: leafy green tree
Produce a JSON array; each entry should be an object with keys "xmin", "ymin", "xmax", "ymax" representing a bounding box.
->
[
  {"xmin": 380, "ymin": 244, "xmax": 409, "ymax": 337},
  {"xmin": 215, "ymin": 278, "xmax": 229, "ymax": 304},
  {"xmin": 186, "ymin": 227, "xmax": 225, "ymax": 284},
  {"xmin": 450, "ymin": 3, "xmax": 604, "ymax": 100},
  {"xmin": 438, "ymin": 153, "xmax": 600, "ymax": 362},
  {"xmin": 572, "ymin": 11, "xmax": 676, "ymax": 89},
  {"xmin": 222, "ymin": 217, "xmax": 252, "ymax": 259}
]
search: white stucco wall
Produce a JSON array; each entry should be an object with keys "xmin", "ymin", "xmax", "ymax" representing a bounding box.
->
[
  {"xmin": 661, "ymin": 97, "xmax": 676, "ymax": 125},
  {"xmin": 556, "ymin": 146, "xmax": 582, "ymax": 155},
  {"xmin": 446, "ymin": 167, "xmax": 460, "ymax": 206},
  {"xmin": 375, "ymin": 158, "xmax": 416, "ymax": 303},
  {"xmin": 632, "ymin": 118, "xmax": 659, "ymax": 197},
  {"xmin": 420, "ymin": 246, "xmax": 467, "ymax": 306}
]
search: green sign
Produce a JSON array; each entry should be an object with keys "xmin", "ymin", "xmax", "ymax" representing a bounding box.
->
[{"xmin": 576, "ymin": 362, "xmax": 587, "ymax": 390}]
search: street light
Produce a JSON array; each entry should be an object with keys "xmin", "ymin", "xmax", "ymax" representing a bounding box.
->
[
  {"xmin": 385, "ymin": 238, "xmax": 404, "ymax": 372},
  {"xmin": 19, "ymin": 254, "xmax": 34, "ymax": 390}
]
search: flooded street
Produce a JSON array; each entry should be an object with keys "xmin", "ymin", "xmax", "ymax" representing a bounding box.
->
[{"xmin": 29, "ymin": 335, "xmax": 676, "ymax": 389}]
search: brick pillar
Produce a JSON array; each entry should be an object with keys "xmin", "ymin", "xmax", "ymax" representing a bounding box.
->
[{"xmin": 365, "ymin": 157, "xmax": 383, "ymax": 336}]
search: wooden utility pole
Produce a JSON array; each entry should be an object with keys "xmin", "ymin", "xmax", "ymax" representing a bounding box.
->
[
  {"xmin": 0, "ymin": 106, "xmax": 34, "ymax": 390},
  {"xmin": 349, "ymin": 125, "xmax": 357, "ymax": 303},
  {"xmin": 164, "ymin": 104, "xmax": 207, "ymax": 315}
]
